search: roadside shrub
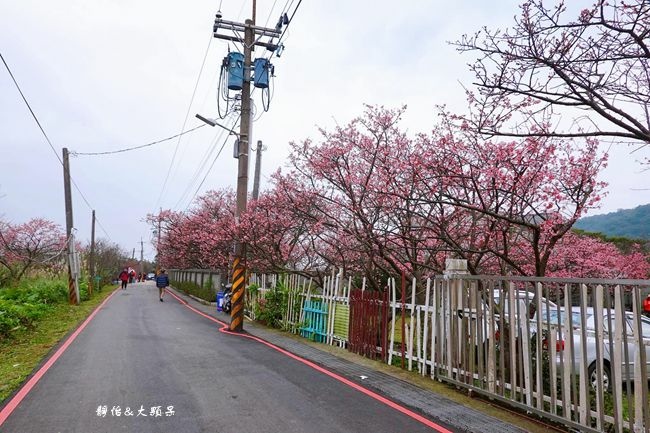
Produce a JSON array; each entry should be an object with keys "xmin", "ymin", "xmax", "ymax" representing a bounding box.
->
[
  {"xmin": 0, "ymin": 278, "xmax": 67, "ymax": 340},
  {"xmin": 0, "ymin": 299, "xmax": 50, "ymax": 338},
  {"xmin": 255, "ymin": 278, "xmax": 288, "ymax": 329},
  {"xmin": 0, "ymin": 279, "xmax": 67, "ymax": 305}
]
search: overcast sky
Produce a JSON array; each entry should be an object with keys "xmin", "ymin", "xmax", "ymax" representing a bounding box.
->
[{"xmin": 1, "ymin": 0, "xmax": 648, "ymax": 261}]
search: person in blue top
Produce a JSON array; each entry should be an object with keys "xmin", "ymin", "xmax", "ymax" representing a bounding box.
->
[{"xmin": 156, "ymin": 269, "xmax": 170, "ymax": 302}]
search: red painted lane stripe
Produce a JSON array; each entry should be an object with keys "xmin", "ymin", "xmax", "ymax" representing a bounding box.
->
[
  {"xmin": 166, "ymin": 290, "xmax": 453, "ymax": 433},
  {"xmin": 0, "ymin": 288, "xmax": 120, "ymax": 426}
]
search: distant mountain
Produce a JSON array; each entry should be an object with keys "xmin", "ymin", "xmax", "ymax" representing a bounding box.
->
[{"xmin": 574, "ymin": 204, "xmax": 650, "ymax": 239}]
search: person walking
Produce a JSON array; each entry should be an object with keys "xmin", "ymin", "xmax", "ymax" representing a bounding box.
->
[
  {"xmin": 129, "ymin": 268, "xmax": 136, "ymax": 284},
  {"xmin": 156, "ymin": 268, "xmax": 170, "ymax": 302},
  {"xmin": 118, "ymin": 268, "xmax": 129, "ymax": 290}
]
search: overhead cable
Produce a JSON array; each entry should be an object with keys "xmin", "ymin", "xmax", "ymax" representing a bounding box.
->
[
  {"xmin": 71, "ymin": 124, "xmax": 207, "ymax": 156},
  {"xmin": 1, "ymin": 51, "xmax": 114, "ymax": 242},
  {"xmin": 155, "ymin": 34, "xmax": 213, "ymax": 210},
  {"xmin": 0, "ymin": 51, "xmax": 63, "ymax": 166},
  {"xmin": 184, "ymin": 113, "xmax": 242, "ymax": 211}
]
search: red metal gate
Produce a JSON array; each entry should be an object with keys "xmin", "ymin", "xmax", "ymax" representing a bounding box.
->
[{"xmin": 349, "ymin": 289, "xmax": 389, "ymax": 360}]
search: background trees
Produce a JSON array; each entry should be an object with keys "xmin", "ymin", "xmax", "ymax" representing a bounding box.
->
[{"xmin": 90, "ymin": 239, "xmax": 129, "ymax": 286}]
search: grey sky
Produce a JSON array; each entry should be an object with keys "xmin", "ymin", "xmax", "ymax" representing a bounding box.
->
[{"xmin": 1, "ymin": 0, "xmax": 648, "ymax": 261}]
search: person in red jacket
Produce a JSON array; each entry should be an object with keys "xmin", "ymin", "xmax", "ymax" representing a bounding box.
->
[{"xmin": 119, "ymin": 268, "xmax": 129, "ymax": 290}]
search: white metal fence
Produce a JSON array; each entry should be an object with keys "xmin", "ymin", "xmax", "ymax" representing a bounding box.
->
[{"xmin": 407, "ymin": 275, "xmax": 650, "ymax": 433}]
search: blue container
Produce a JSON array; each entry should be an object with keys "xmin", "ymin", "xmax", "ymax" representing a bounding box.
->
[
  {"xmin": 253, "ymin": 58, "xmax": 270, "ymax": 89},
  {"xmin": 216, "ymin": 291, "xmax": 225, "ymax": 312},
  {"xmin": 227, "ymin": 52, "xmax": 244, "ymax": 90}
]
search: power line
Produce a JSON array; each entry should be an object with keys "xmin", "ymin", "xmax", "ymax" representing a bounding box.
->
[
  {"xmin": 173, "ymin": 113, "xmax": 240, "ymax": 210},
  {"xmin": 71, "ymin": 124, "xmax": 207, "ymax": 156},
  {"xmin": 248, "ymin": 0, "xmax": 302, "ymax": 118},
  {"xmin": 155, "ymin": 34, "xmax": 213, "ymax": 210},
  {"xmin": 1, "ymin": 51, "xmax": 114, "ymax": 243},
  {"xmin": 183, "ymin": 114, "xmax": 240, "ymax": 212},
  {"xmin": 94, "ymin": 215, "xmax": 113, "ymax": 242},
  {"xmin": 277, "ymin": 0, "xmax": 302, "ymax": 45},
  {"xmin": 0, "ymin": 51, "xmax": 63, "ymax": 166},
  {"xmin": 263, "ymin": 0, "xmax": 280, "ymax": 28}
]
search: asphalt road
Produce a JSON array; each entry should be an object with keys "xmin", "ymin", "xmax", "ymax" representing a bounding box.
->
[{"xmin": 0, "ymin": 282, "xmax": 456, "ymax": 433}]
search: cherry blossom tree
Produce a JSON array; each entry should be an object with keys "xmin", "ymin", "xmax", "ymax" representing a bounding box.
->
[
  {"xmin": 156, "ymin": 105, "xmax": 647, "ymax": 293},
  {"xmin": 282, "ymin": 104, "xmax": 608, "ymax": 281},
  {"xmin": 148, "ymin": 190, "xmax": 236, "ymax": 272},
  {"xmin": 0, "ymin": 218, "xmax": 67, "ymax": 285},
  {"xmin": 453, "ymin": 0, "xmax": 650, "ymax": 160},
  {"xmin": 241, "ymin": 183, "xmax": 327, "ymax": 275},
  {"xmin": 413, "ymin": 113, "xmax": 609, "ymax": 276},
  {"xmin": 545, "ymin": 231, "xmax": 649, "ymax": 279},
  {"xmin": 279, "ymin": 106, "xmax": 450, "ymax": 290}
]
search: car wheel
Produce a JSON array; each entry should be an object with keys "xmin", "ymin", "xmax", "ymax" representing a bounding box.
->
[{"xmin": 588, "ymin": 361, "xmax": 611, "ymax": 392}]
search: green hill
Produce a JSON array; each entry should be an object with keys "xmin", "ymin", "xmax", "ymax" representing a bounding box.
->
[{"xmin": 574, "ymin": 204, "xmax": 650, "ymax": 239}]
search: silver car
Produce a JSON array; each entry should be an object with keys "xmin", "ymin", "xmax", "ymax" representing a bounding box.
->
[{"xmin": 552, "ymin": 310, "xmax": 650, "ymax": 391}]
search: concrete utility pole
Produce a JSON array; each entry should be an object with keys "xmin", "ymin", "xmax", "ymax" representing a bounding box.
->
[
  {"xmin": 89, "ymin": 210, "xmax": 96, "ymax": 296},
  {"xmin": 62, "ymin": 148, "xmax": 79, "ymax": 305},
  {"xmin": 252, "ymin": 140, "xmax": 266, "ymax": 201},
  {"xmin": 213, "ymin": 5, "xmax": 281, "ymax": 332}
]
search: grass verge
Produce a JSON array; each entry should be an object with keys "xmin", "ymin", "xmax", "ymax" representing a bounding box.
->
[{"xmin": 0, "ymin": 285, "xmax": 116, "ymax": 403}]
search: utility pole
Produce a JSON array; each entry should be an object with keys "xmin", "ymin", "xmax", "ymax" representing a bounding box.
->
[
  {"xmin": 89, "ymin": 210, "xmax": 95, "ymax": 296},
  {"xmin": 140, "ymin": 238, "xmax": 144, "ymax": 277},
  {"xmin": 252, "ymin": 140, "xmax": 266, "ymax": 201},
  {"xmin": 213, "ymin": 5, "xmax": 281, "ymax": 332},
  {"xmin": 156, "ymin": 208, "xmax": 162, "ymax": 273},
  {"xmin": 62, "ymin": 148, "xmax": 79, "ymax": 305}
]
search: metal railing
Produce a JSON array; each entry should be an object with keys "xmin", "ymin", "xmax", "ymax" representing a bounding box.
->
[{"xmin": 391, "ymin": 275, "xmax": 650, "ymax": 433}]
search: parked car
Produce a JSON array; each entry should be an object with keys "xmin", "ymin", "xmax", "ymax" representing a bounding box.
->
[
  {"xmin": 552, "ymin": 310, "xmax": 650, "ymax": 391},
  {"xmin": 146, "ymin": 272, "xmax": 156, "ymax": 281},
  {"xmin": 456, "ymin": 289, "xmax": 558, "ymax": 355}
]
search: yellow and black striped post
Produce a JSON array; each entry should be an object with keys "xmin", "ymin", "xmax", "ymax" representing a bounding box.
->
[
  {"xmin": 68, "ymin": 265, "xmax": 78, "ymax": 305},
  {"xmin": 229, "ymin": 256, "xmax": 246, "ymax": 331}
]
